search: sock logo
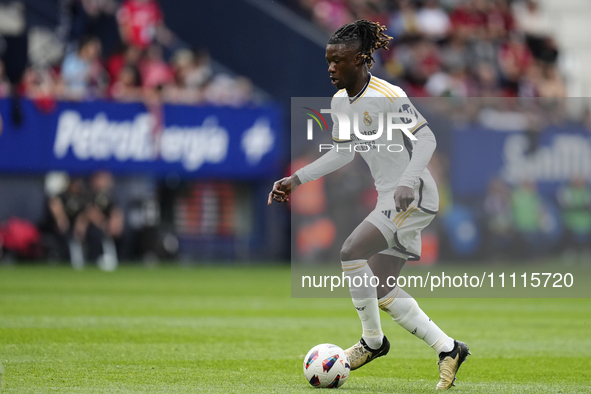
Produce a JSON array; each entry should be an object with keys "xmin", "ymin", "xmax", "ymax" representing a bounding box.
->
[
  {"xmin": 355, "ymin": 306, "xmax": 366, "ymax": 311},
  {"xmin": 411, "ymin": 327, "xmax": 417, "ymax": 335}
]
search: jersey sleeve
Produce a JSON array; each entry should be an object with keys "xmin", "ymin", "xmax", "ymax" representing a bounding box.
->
[
  {"xmin": 295, "ymin": 94, "xmax": 354, "ymax": 184},
  {"xmin": 294, "ymin": 145, "xmax": 355, "ymax": 184},
  {"xmin": 391, "ymin": 86, "xmax": 429, "ymax": 135},
  {"xmin": 398, "ymin": 125, "xmax": 436, "ymax": 188},
  {"xmin": 392, "ymin": 87, "xmax": 436, "ymax": 188}
]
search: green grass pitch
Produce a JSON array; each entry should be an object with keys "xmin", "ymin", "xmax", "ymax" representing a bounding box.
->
[{"xmin": 0, "ymin": 264, "xmax": 590, "ymax": 393}]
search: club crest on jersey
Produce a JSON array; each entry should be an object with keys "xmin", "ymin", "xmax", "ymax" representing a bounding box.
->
[{"xmin": 363, "ymin": 111, "xmax": 372, "ymax": 126}]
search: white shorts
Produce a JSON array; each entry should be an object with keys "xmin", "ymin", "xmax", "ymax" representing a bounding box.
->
[{"xmin": 365, "ymin": 177, "xmax": 439, "ymax": 261}]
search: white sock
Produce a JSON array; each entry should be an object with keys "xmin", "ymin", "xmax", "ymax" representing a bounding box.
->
[
  {"xmin": 342, "ymin": 259, "xmax": 383, "ymax": 349},
  {"xmin": 378, "ymin": 287, "xmax": 454, "ymax": 354}
]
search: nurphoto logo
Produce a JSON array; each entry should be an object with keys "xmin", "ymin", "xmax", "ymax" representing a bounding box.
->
[{"xmin": 303, "ymin": 107, "xmax": 418, "ymax": 153}]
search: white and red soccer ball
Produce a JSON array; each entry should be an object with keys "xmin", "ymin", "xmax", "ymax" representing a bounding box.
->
[{"xmin": 303, "ymin": 344, "xmax": 350, "ymax": 388}]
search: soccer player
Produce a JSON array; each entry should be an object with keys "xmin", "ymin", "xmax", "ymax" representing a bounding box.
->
[{"xmin": 268, "ymin": 20, "xmax": 469, "ymax": 390}]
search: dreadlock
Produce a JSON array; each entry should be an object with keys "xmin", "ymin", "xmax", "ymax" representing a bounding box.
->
[{"xmin": 327, "ymin": 20, "xmax": 392, "ymax": 69}]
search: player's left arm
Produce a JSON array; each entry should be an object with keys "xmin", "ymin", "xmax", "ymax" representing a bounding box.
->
[{"xmin": 394, "ymin": 117, "xmax": 436, "ymax": 212}]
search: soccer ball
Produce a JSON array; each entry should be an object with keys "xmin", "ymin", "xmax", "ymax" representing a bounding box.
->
[{"xmin": 303, "ymin": 343, "xmax": 350, "ymax": 388}]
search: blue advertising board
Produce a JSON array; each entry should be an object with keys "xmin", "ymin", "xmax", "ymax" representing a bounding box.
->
[
  {"xmin": 0, "ymin": 99, "xmax": 282, "ymax": 179},
  {"xmin": 451, "ymin": 125, "xmax": 591, "ymax": 198}
]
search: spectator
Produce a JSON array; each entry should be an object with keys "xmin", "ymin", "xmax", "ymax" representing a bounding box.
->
[
  {"xmin": 399, "ymin": 38, "xmax": 442, "ymax": 96},
  {"xmin": 441, "ymin": 32, "xmax": 470, "ymax": 72},
  {"xmin": 536, "ymin": 64, "xmax": 566, "ymax": 98},
  {"xmin": 388, "ymin": 0, "xmax": 421, "ymax": 40},
  {"xmin": 139, "ymin": 43, "xmax": 173, "ymax": 89},
  {"xmin": 483, "ymin": 178, "xmax": 514, "ymax": 258},
  {"xmin": 58, "ymin": 0, "xmax": 120, "ymax": 56},
  {"xmin": 0, "ymin": 60, "xmax": 10, "ymax": 97},
  {"xmin": 121, "ymin": 195, "xmax": 164, "ymax": 263},
  {"xmin": 86, "ymin": 171, "xmax": 124, "ymax": 271},
  {"xmin": 556, "ymin": 177, "xmax": 591, "ymax": 262},
  {"xmin": 203, "ymin": 74, "xmax": 234, "ymax": 106},
  {"xmin": 467, "ymin": 36, "xmax": 498, "ymax": 74},
  {"xmin": 163, "ymin": 49, "xmax": 203, "ymax": 104},
  {"xmin": 425, "ymin": 32, "xmax": 471, "ymax": 96},
  {"xmin": 109, "ymin": 64, "xmax": 142, "ymax": 101},
  {"xmin": 185, "ymin": 49, "xmax": 213, "ymax": 90},
  {"xmin": 203, "ymin": 74, "xmax": 254, "ymax": 107},
  {"xmin": 511, "ymin": 180, "xmax": 544, "ymax": 258},
  {"xmin": 449, "ymin": 0, "xmax": 487, "ymax": 41},
  {"xmin": 106, "ymin": 44, "xmax": 142, "ymax": 87},
  {"xmin": 518, "ymin": 62, "xmax": 541, "ymax": 97},
  {"xmin": 425, "ymin": 65, "xmax": 469, "ymax": 97},
  {"xmin": 498, "ymin": 33, "xmax": 533, "ymax": 87},
  {"xmin": 40, "ymin": 176, "xmax": 90, "ymax": 268},
  {"xmin": 348, "ymin": 0, "xmax": 388, "ymax": 26},
  {"xmin": 19, "ymin": 66, "xmax": 61, "ymax": 112},
  {"xmin": 61, "ymin": 35, "xmax": 107, "ymax": 100},
  {"xmin": 513, "ymin": 0, "xmax": 548, "ymax": 36},
  {"xmin": 416, "ymin": 0, "xmax": 451, "ymax": 42},
  {"xmin": 486, "ymin": 0, "xmax": 514, "ymax": 41},
  {"xmin": 512, "ymin": 0, "xmax": 555, "ymax": 62},
  {"xmin": 309, "ymin": 0, "xmax": 354, "ymax": 33},
  {"xmin": 471, "ymin": 62, "xmax": 504, "ymax": 97},
  {"xmin": 229, "ymin": 77, "xmax": 254, "ymax": 107},
  {"xmin": 117, "ymin": 0, "xmax": 173, "ymax": 49},
  {"xmin": 535, "ymin": 36, "xmax": 559, "ymax": 65}
]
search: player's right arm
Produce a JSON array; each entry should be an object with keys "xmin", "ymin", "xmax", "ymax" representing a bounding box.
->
[{"xmin": 268, "ymin": 110, "xmax": 355, "ymax": 205}]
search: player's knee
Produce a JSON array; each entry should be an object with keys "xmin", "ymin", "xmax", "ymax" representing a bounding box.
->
[
  {"xmin": 339, "ymin": 246, "xmax": 350, "ymax": 262},
  {"xmin": 340, "ymin": 242, "xmax": 358, "ymax": 262}
]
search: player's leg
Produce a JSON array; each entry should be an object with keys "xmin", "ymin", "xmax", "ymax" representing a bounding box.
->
[
  {"xmin": 367, "ymin": 252, "xmax": 404, "ymax": 299},
  {"xmin": 370, "ymin": 253, "xmax": 454, "ymax": 353},
  {"xmin": 340, "ymin": 220, "xmax": 390, "ymax": 369},
  {"xmin": 69, "ymin": 213, "xmax": 88, "ymax": 270},
  {"xmin": 370, "ymin": 252, "xmax": 470, "ymax": 389}
]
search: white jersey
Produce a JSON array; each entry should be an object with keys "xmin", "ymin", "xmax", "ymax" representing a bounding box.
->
[
  {"xmin": 330, "ymin": 75, "xmax": 432, "ymax": 195},
  {"xmin": 294, "ymin": 74, "xmax": 439, "ymax": 258}
]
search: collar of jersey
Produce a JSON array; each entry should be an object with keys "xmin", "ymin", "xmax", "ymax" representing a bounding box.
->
[{"xmin": 348, "ymin": 73, "xmax": 372, "ymax": 104}]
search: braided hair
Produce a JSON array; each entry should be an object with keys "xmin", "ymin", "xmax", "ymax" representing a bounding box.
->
[{"xmin": 327, "ymin": 20, "xmax": 392, "ymax": 69}]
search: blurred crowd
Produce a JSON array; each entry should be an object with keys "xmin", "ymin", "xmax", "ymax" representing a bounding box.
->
[
  {"xmin": 296, "ymin": 0, "xmax": 565, "ymax": 98},
  {"xmin": 292, "ymin": 155, "xmax": 591, "ymax": 264},
  {"xmin": 0, "ymin": 0, "xmax": 254, "ymax": 108},
  {"xmin": 0, "ymin": 0, "xmax": 567, "ymax": 108},
  {"xmin": 482, "ymin": 177, "xmax": 591, "ymax": 263}
]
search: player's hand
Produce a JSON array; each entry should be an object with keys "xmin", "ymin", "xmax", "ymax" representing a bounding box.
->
[
  {"xmin": 394, "ymin": 186, "xmax": 414, "ymax": 212},
  {"xmin": 267, "ymin": 175, "xmax": 300, "ymax": 205}
]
